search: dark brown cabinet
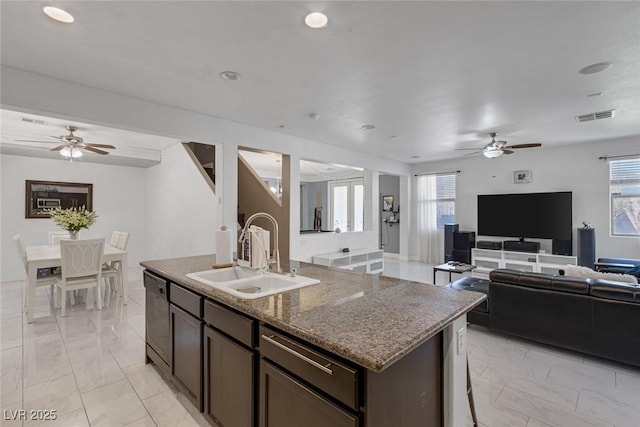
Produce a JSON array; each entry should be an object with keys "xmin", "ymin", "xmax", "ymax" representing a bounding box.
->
[
  {"xmin": 204, "ymin": 327, "xmax": 255, "ymax": 427},
  {"xmin": 144, "ymin": 270, "xmax": 443, "ymax": 427},
  {"xmin": 170, "ymin": 302, "xmax": 203, "ymax": 411},
  {"xmin": 259, "ymin": 360, "xmax": 358, "ymax": 427}
]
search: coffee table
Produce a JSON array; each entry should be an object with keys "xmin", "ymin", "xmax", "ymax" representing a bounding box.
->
[{"xmin": 433, "ymin": 262, "xmax": 476, "ymax": 284}]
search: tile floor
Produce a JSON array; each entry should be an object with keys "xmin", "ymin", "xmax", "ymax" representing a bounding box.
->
[{"xmin": 1, "ymin": 262, "xmax": 639, "ymax": 427}]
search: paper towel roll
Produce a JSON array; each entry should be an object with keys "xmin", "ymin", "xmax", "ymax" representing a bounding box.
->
[{"xmin": 215, "ymin": 226, "xmax": 234, "ymax": 266}]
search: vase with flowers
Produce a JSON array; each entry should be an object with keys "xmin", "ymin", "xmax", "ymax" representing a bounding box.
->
[{"xmin": 43, "ymin": 206, "xmax": 98, "ymax": 239}]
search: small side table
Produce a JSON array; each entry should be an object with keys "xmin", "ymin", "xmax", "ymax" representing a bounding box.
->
[{"xmin": 433, "ymin": 262, "xmax": 476, "ymax": 284}]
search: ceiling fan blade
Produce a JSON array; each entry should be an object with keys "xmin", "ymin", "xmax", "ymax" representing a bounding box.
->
[
  {"xmin": 504, "ymin": 143, "xmax": 542, "ymax": 149},
  {"xmin": 502, "ymin": 149, "xmax": 515, "ymax": 155},
  {"xmin": 84, "ymin": 143, "xmax": 116, "ymax": 149},
  {"xmin": 463, "ymin": 151, "xmax": 483, "ymax": 157},
  {"xmin": 49, "ymin": 145, "xmax": 66, "ymax": 151},
  {"xmin": 455, "ymin": 148, "xmax": 483, "ymax": 151},
  {"xmin": 15, "ymin": 139, "xmax": 60, "ymax": 143},
  {"xmin": 82, "ymin": 146, "xmax": 110, "ymax": 155}
]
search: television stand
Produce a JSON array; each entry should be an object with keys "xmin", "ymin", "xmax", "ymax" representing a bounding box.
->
[
  {"xmin": 503, "ymin": 240, "xmax": 540, "ymax": 253},
  {"xmin": 471, "ymin": 249, "xmax": 577, "ymax": 279}
]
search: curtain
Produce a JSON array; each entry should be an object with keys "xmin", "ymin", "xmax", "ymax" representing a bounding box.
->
[{"xmin": 416, "ymin": 175, "xmax": 440, "ymax": 264}]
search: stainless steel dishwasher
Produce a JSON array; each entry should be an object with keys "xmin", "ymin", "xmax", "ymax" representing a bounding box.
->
[{"xmin": 144, "ymin": 271, "xmax": 170, "ymax": 375}]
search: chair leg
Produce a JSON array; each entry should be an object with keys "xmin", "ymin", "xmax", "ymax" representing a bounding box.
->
[
  {"xmin": 95, "ymin": 282, "xmax": 102, "ymax": 311},
  {"xmin": 60, "ymin": 287, "xmax": 67, "ymax": 317}
]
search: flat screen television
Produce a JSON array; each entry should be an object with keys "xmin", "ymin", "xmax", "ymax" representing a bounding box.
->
[{"xmin": 477, "ymin": 191, "xmax": 572, "ymax": 240}]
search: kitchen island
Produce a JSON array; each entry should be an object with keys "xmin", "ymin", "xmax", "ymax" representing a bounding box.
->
[{"xmin": 141, "ymin": 254, "xmax": 485, "ymax": 427}]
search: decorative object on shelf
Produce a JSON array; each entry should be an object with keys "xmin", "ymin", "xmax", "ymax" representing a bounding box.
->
[
  {"xmin": 43, "ymin": 206, "xmax": 97, "ymax": 237},
  {"xmin": 582, "ymin": 221, "xmax": 593, "ymax": 228},
  {"xmin": 513, "ymin": 169, "xmax": 532, "ymax": 184},
  {"xmin": 382, "ymin": 195, "xmax": 394, "ymax": 211}
]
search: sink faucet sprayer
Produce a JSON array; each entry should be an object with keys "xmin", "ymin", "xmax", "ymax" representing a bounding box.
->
[{"xmin": 238, "ymin": 212, "xmax": 281, "ymax": 273}]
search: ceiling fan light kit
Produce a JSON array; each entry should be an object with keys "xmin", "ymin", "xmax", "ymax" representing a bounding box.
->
[
  {"xmin": 483, "ymin": 148, "xmax": 503, "ymax": 159},
  {"xmin": 60, "ymin": 146, "xmax": 83, "ymax": 159}
]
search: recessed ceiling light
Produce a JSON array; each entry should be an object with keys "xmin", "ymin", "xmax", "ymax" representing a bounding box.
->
[
  {"xmin": 411, "ymin": 155, "xmax": 420, "ymax": 159},
  {"xmin": 579, "ymin": 62, "xmax": 612, "ymax": 75},
  {"xmin": 587, "ymin": 91, "xmax": 604, "ymax": 97},
  {"xmin": 361, "ymin": 124, "xmax": 375, "ymax": 130},
  {"xmin": 309, "ymin": 113, "xmax": 320, "ymax": 121},
  {"xmin": 219, "ymin": 71, "xmax": 240, "ymax": 81},
  {"xmin": 43, "ymin": 6, "xmax": 74, "ymax": 23},
  {"xmin": 305, "ymin": 12, "xmax": 328, "ymax": 29}
]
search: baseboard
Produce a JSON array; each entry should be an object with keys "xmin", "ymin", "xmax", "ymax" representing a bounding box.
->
[{"xmin": 383, "ymin": 252, "xmax": 400, "ymax": 260}]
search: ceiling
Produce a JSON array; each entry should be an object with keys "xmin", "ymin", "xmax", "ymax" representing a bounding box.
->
[
  {"xmin": 1, "ymin": 1, "xmax": 640, "ymax": 164},
  {"xmin": 0, "ymin": 109, "xmax": 181, "ymax": 167}
]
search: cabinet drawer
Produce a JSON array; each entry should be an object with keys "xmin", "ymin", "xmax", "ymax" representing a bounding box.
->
[
  {"xmin": 204, "ymin": 300, "xmax": 255, "ymax": 348},
  {"xmin": 170, "ymin": 283, "xmax": 202, "ymax": 318},
  {"xmin": 260, "ymin": 360, "xmax": 358, "ymax": 427},
  {"xmin": 259, "ymin": 326, "xmax": 358, "ymax": 410}
]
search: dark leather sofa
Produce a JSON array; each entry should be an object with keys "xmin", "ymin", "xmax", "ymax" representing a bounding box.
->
[{"xmin": 452, "ymin": 269, "xmax": 640, "ymax": 368}]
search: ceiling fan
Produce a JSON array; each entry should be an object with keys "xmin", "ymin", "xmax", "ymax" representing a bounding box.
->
[
  {"xmin": 16, "ymin": 125, "xmax": 116, "ymax": 159},
  {"xmin": 456, "ymin": 132, "xmax": 541, "ymax": 158}
]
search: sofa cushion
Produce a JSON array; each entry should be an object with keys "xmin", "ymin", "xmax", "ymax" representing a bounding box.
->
[
  {"xmin": 550, "ymin": 276, "xmax": 591, "ymax": 294},
  {"xmin": 564, "ymin": 264, "xmax": 638, "ymax": 284},
  {"xmin": 489, "ymin": 269, "xmax": 521, "ymax": 283},
  {"xmin": 517, "ymin": 272, "xmax": 552, "ymax": 289},
  {"xmin": 590, "ymin": 279, "xmax": 640, "ymax": 303}
]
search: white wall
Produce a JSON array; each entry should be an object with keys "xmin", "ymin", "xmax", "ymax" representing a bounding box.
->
[
  {"xmin": 411, "ymin": 137, "xmax": 640, "ymax": 261},
  {"xmin": 2, "ymin": 67, "xmax": 412, "ymax": 266},
  {"xmin": 1, "ymin": 154, "xmax": 147, "ymax": 281},
  {"xmin": 145, "ymin": 143, "xmax": 220, "ymax": 260}
]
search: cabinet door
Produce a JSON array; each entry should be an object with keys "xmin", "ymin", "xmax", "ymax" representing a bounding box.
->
[
  {"xmin": 203, "ymin": 327, "xmax": 254, "ymax": 427},
  {"xmin": 170, "ymin": 304, "xmax": 202, "ymax": 411},
  {"xmin": 260, "ymin": 360, "xmax": 358, "ymax": 427}
]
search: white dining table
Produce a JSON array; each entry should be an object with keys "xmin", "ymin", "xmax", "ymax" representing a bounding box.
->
[{"xmin": 25, "ymin": 244, "xmax": 128, "ymax": 323}]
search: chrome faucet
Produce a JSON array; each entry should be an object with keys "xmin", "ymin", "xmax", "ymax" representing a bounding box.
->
[{"xmin": 238, "ymin": 212, "xmax": 281, "ymax": 273}]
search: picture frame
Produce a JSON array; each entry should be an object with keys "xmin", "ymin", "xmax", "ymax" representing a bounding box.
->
[
  {"xmin": 513, "ymin": 170, "xmax": 532, "ymax": 184},
  {"xmin": 382, "ymin": 195, "xmax": 394, "ymax": 212},
  {"xmin": 25, "ymin": 180, "xmax": 93, "ymax": 218}
]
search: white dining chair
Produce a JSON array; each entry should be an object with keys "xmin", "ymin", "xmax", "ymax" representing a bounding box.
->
[
  {"xmin": 102, "ymin": 231, "xmax": 130, "ymax": 297},
  {"xmin": 56, "ymin": 238, "xmax": 104, "ymax": 317},
  {"xmin": 13, "ymin": 234, "xmax": 59, "ymax": 311},
  {"xmin": 49, "ymin": 230, "xmax": 70, "ymax": 245}
]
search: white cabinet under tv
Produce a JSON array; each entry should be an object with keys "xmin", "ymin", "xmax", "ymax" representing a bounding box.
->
[
  {"xmin": 471, "ymin": 248, "xmax": 577, "ymax": 278},
  {"xmin": 313, "ymin": 248, "xmax": 384, "ymax": 274}
]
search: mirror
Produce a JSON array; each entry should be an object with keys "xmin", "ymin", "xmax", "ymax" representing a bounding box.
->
[
  {"xmin": 300, "ymin": 160, "xmax": 365, "ymax": 233},
  {"xmin": 25, "ymin": 180, "xmax": 93, "ymax": 218}
]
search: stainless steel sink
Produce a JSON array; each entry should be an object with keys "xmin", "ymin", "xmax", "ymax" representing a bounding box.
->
[{"xmin": 186, "ymin": 267, "xmax": 320, "ymax": 299}]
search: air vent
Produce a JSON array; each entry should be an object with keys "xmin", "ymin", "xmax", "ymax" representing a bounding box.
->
[
  {"xmin": 21, "ymin": 117, "xmax": 47, "ymax": 125},
  {"xmin": 575, "ymin": 109, "xmax": 616, "ymax": 123}
]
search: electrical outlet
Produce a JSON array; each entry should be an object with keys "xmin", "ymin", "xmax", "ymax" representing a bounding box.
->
[{"xmin": 456, "ymin": 327, "xmax": 465, "ymax": 355}]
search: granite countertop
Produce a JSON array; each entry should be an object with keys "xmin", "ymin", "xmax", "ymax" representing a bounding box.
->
[{"xmin": 140, "ymin": 254, "xmax": 485, "ymax": 372}]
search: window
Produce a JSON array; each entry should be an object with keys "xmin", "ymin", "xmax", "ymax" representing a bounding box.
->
[
  {"xmin": 610, "ymin": 159, "xmax": 640, "ymax": 236},
  {"xmin": 435, "ymin": 174, "xmax": 456, "ymax": 227},
  {"xmin": 416, "ymin": 173, "xmax": 457, "ymax": 229},
  {"xmin": 329, "ymin": 179, "xmax": 364, "ymax": 232}
]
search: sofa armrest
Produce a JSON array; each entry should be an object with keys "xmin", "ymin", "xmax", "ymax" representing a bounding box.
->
[{"xmin": 593, "ymin": 262, "xmax": 636, "ymax": 273}]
